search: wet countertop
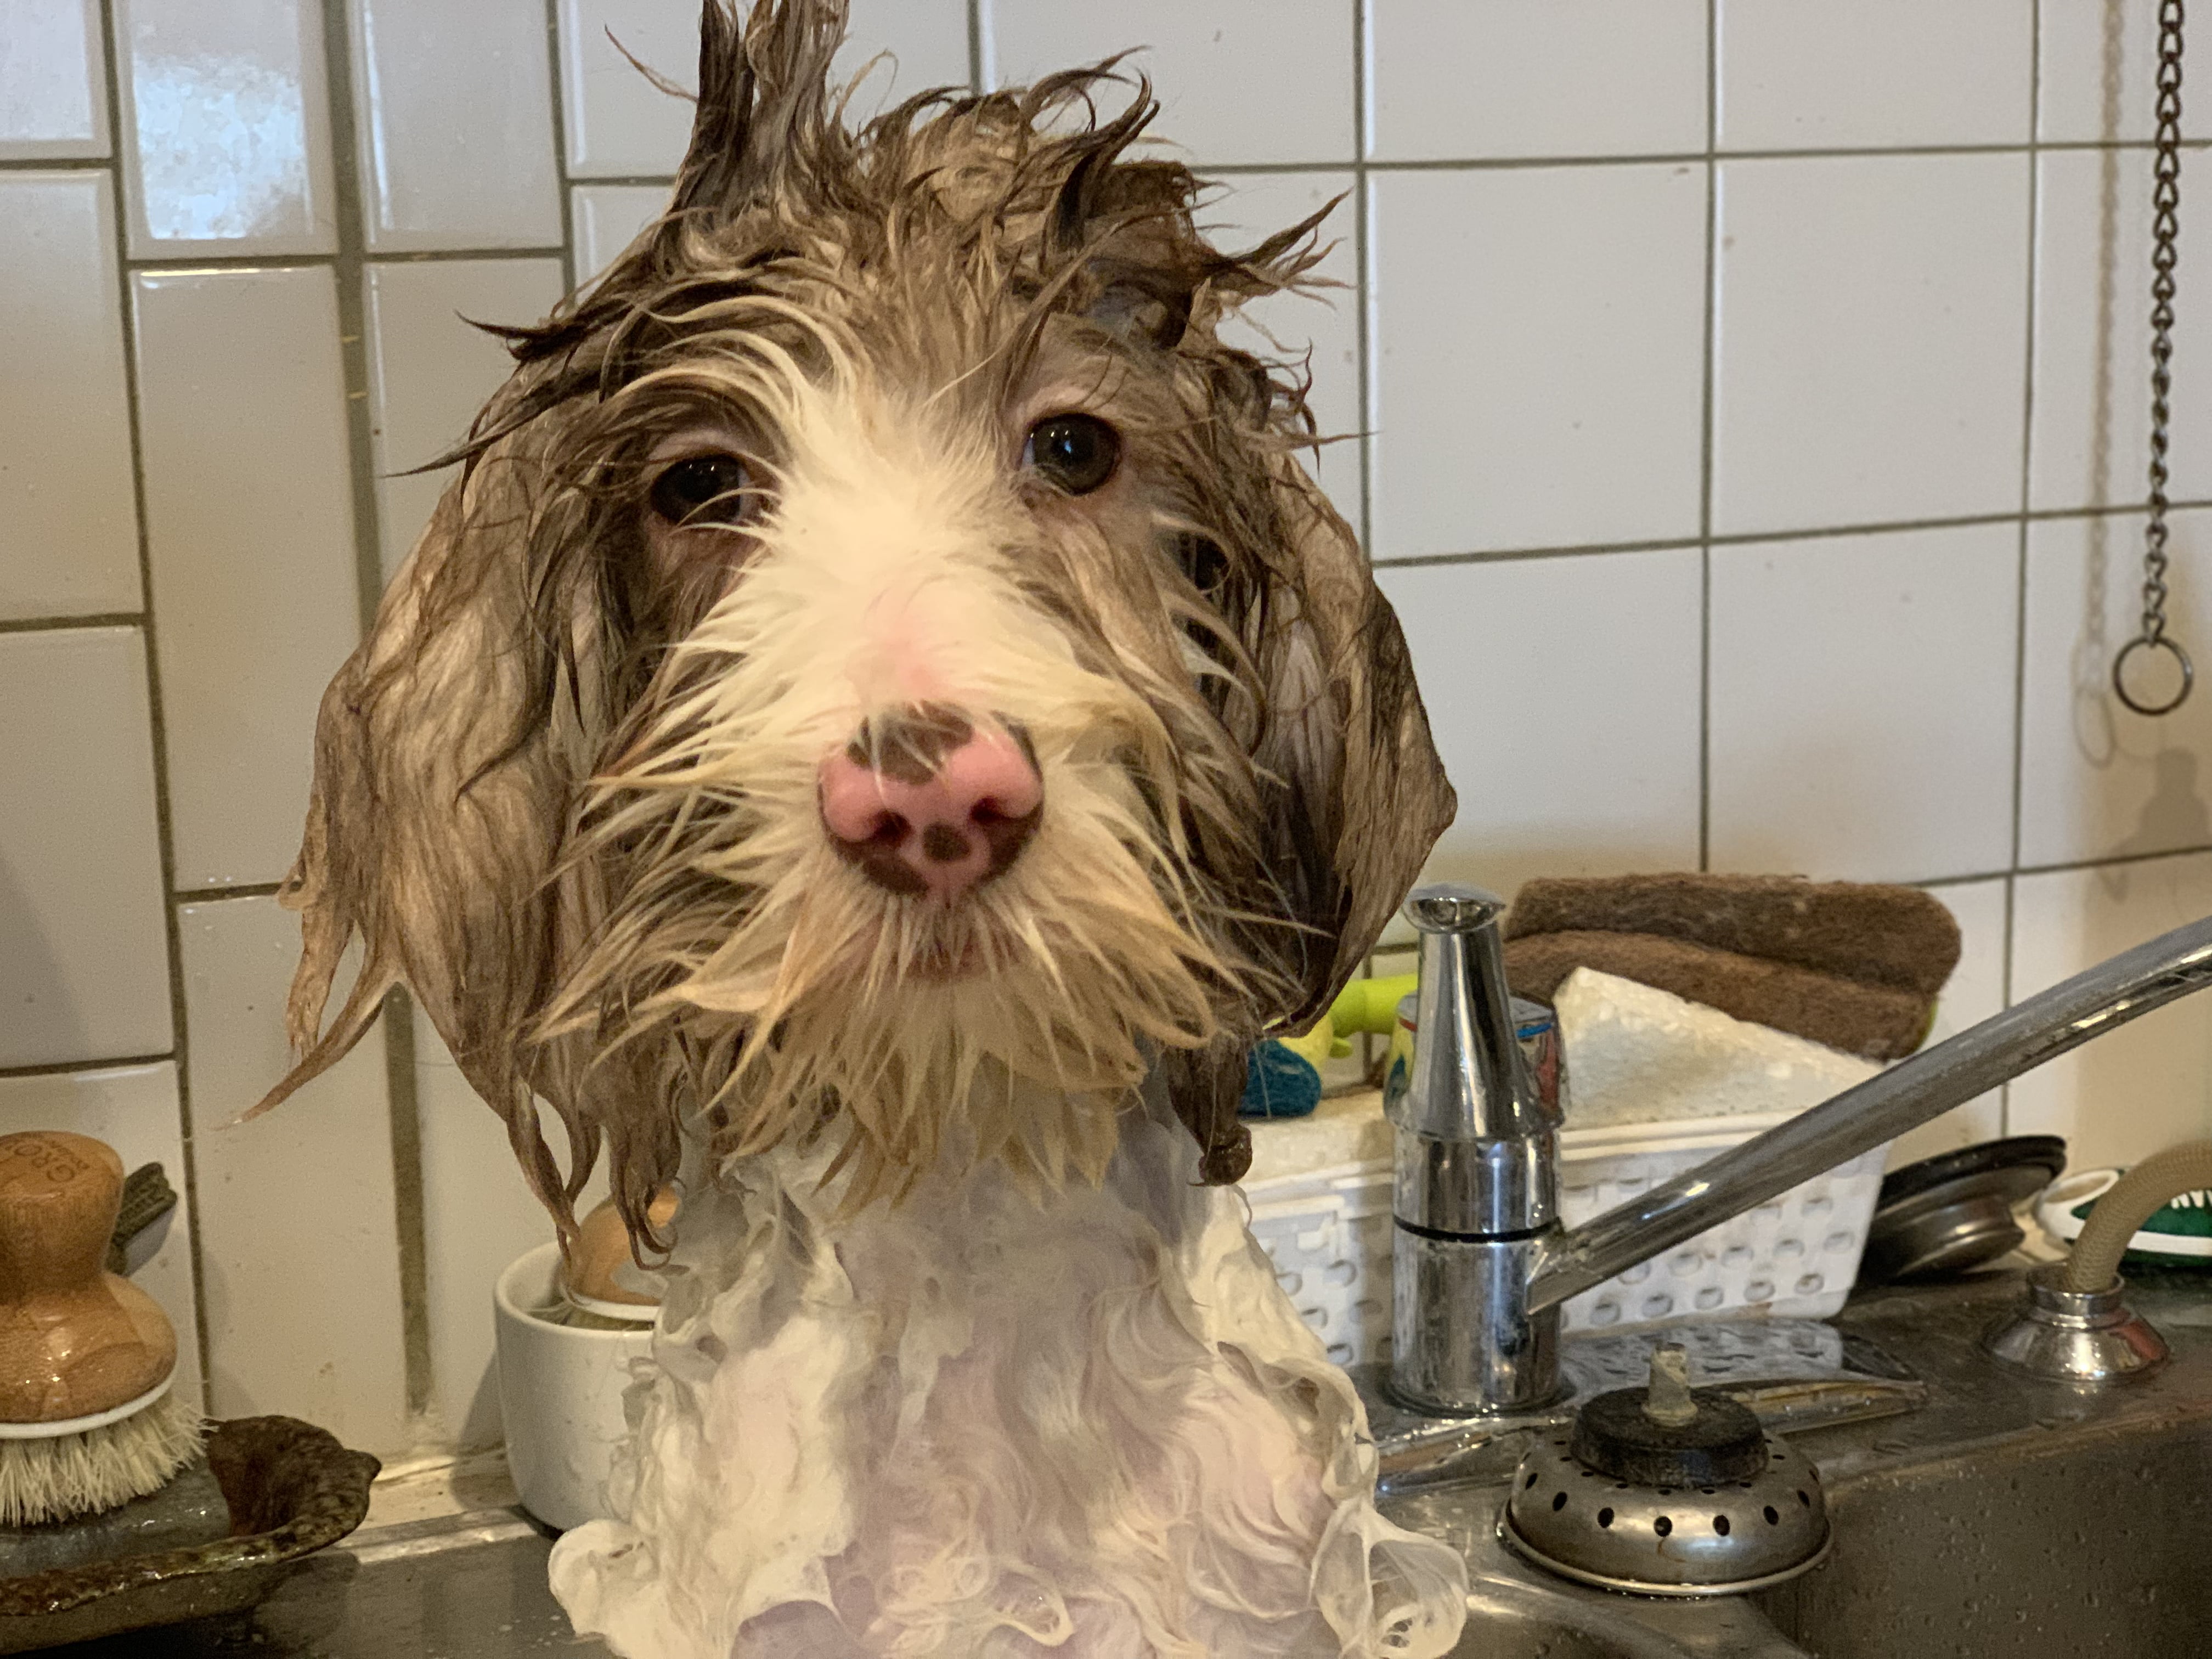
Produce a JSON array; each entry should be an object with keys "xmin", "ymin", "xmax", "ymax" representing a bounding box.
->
[{"xmin": 60, "ymin": 1512, "xmax": 596, "ymax": 1659}]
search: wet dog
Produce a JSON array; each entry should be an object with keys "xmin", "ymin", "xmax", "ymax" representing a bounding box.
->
[{"xmin": 263, "ymin": 3, "xmax": 1466, "ymax": 1652}]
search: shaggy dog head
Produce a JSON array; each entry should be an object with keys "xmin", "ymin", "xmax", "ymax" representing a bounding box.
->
[{"xmin": 260, "ymin": 0, "xmax": 1454, "ymax": 1249}]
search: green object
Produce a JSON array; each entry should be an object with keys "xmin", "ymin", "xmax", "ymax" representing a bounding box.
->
[{"xmin": 1329, "ymin": 973, "xmax": 1417, "ymax": 1039}]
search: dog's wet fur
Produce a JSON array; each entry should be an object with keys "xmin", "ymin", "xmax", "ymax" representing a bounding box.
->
[{"xmin": 258, "ymin": 3, "xmax": 1464, "ymax": 1651}]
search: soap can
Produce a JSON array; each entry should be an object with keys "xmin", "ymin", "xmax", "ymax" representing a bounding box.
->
[{"xmin": 1383, "ymin": 992, "xmax": 1565, "ymax": 1121}]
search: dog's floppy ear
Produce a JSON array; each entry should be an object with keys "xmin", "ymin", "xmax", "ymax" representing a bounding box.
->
[
  {"xmin": 250, "ymin": 435, "xmax": 601, "ymax": 1237},
  {"xmin": 1254, "ymin": 458, "xmax": 1458, "ymax": 1029}
]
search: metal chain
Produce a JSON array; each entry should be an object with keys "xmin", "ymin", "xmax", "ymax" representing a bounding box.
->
[{"xmin": 2117, "ymin": 0, "xmax": 2197, "ymax": 715}]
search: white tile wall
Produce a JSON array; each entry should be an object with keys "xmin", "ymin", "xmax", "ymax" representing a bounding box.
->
[
  {"xmin": 2039, "ymin": 0, "xmax": 2212, "ymax": 146},
  {"xmin": 2010, "ymin": 853, "xmax": 2212, "ymax": 1167},
  {"xmin": 0, "ymin": 0, "xmax": 110, "ymax": 160},
  {"xmin": 1204, "ymin": 171, "xmax": 1362, "ymax": 516},
  {"xmin": 111, "ymin": 0, "xmax": 339, "ymax": 258},
  {"xmin": 0, "ymin": 628, "xmax": 172, "ymax": 1069},
  {"xmin": 1712, "ymin": 152, "xmax": 2031, "ymax": 535},
  {"xmin": 571, "ymin": 182, "xmax": 672, "ymax": 281},
  {"xmin": 561, "ymin": 0, "xmax": 972, "ymax": 179},
  {"xmin": 179, "ymin": 895, "xmax": 409, "ymax": 1454},
  {"xmin": 2031, "ymin": 148, "xmax": 2212, "ymax": 512},
  {"xmin": 1886, "ymin": 877, "xmax": 2010, "ymax": 1169},
  {"xmin": 1368, "ymin": 163, "xmax": 1707, "ymax": 558},
  {"xmin": 1709, "ymin": 524, "xmax": 2020, "ymax": 885},
  {"xmin": 1379, "ymin": 550, "xmax": 1704, "ymax": 902},
  {"xmin": 364, "ymin": 257, "xmax": 568, "ymax": 582},
  {"xmin": 415, "ymin": 1024, "xmax": 565, "ymax": 1453},
  {"xmin": 2018, "ymin": 509, "xmax": 2212, "ymax": 870},
  {"xmin": 5, "ymin": 0, "xmax": 2211, "ymax": 1469},
  {"xmin": 0, "ymin": 1063, "xmax": 202, "ymax": 1404},
  {"xmin": 986, "ymin": 0, "xmax": 1356, "ymax": 167},
  {"xmin": 133, "ymin": 267, "xmax": 359, "ymax": 890},
  {"xmin": 347, "ymin": 0, "xmax": 563, "ymax": 253},
  {"xmin": 1367, "ymin": 0, "xmax": 1707, "ymax": 161},
  {"xmin": 1716, "ymin": 0, "xmax": 2034, "ymax": 152},
  {"xmin": 0, "ymin": 172, "xmax": 141, "ymax": 620}
]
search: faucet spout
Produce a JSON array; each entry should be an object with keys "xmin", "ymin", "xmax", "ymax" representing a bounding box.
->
[{"xmin": 1525, "ymin": 911, "xmax": 2212, "ymax": 1317}]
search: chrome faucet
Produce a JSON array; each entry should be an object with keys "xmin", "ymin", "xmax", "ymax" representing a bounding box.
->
[{"xmin": 1386, "ymin": 881, "xmax": 2212, "ymax": 1418}]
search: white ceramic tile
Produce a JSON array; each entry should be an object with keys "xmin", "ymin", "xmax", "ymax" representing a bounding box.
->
[
  {"xmin": 0, "ymin": 173, "xmax": 141, "ymax": 620},
  {"xmin": 0, "ymin": 1064, "xmax": 203, "ymax": 1408},
  {"xmin": 1368, "ymin": 165, "xmax": 1706, "ymax": 559},
  {"xmin": 2040, "ymin": 0, "xmax": 2212, "ymax": 144},
  {"xmin": 572, "ymin": 182, "xmax": 672, "ymax": 283},
  {"xmin": 112, "ymin": 0, "xmax": 338, "ymax": 258},
  {"xmin": 1367, "ymin": 0, "xmax": 1706, "ymax": 161},
  {"xmin": 985, "ymin": 0, "xmax": 1355, "ymax": 167},
  {"xmin": 1376, "ymin": 549, "xmax": 1703, "ymax": 904},
  {"xmin": 2009, "ymin": 853, "xmax": 2212, "ymax": 1169},
  {"xmin": 365, "ymin": 258, "xmax": 566, "ymax": 584},
  {"xmin": 133, "ymin": 268, "xmax": 360, "ymax": 890},
  {"xmin": 2030, "ymin": 148, "xmax": 2212, "ymax": 512},
  {"xmin": 1717, "ymin": 0, "xmax": 2033, "ymax": 151},
  {"xmin": 0, "ymin": 628, "xmax": 172, "ymax": 1069},
  {"xmin": 2018, "ymin": 509, "xmax": 2212, "ymax": 869},
  {"xmin": 1885, "ymin": 877, "xmax": 2009, "ymax": 1170},
  {"xmin": 416, "ymin": 1019, "xmax": 568, "ymax": 1453},
  {"xmin": 1709, "ymin": 524, "xmax": 2019, "ymax": 885},
  {"xmin": 349, "ymin": 0, "xmax": 562, "ymax": 253},
  {"xmin": 1712, "ymin": 153, "xmax": 2030, "ymax": 537},
  {"xmin": 1202, "ymin": 171, "xmax": 1362, "ymax": 521},
  {"xmin": 0, "ymin": 0, "xmax": 109, "ymax": 159},
  {"xmin": 561, "ymin": 0, "xmax": 970, "ymax": 179},
  {"xmin": 179, "ymin": 894, "xmax": 409, "ymax": 1455}
]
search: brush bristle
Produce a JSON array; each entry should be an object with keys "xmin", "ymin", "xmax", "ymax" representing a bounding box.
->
[{"xmin": 0, "ymin": 1391, "xmax": 206, "ymax": 1527}]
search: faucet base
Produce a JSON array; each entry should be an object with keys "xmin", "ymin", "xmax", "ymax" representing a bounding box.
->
[{"xmin": 1980, "ymin": 1262, "xmax": 2169, "ymax": 1381}]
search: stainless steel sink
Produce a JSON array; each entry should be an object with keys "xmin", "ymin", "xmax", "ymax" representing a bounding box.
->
[
  {"xmin": 81, "ymin": 1267, "xmax": 2212, "ymax": 1657},
  {"xmin": 1384, "ymin": 1266, "xmax": 2212, "ymax": 1659}
]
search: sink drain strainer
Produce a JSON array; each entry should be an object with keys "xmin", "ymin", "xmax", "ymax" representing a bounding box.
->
[{"xmin": 1502, "ymin": 1345, "xmax": 1830, "ymax": 1596}]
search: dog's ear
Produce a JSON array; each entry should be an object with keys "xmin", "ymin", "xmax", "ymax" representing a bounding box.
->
[
  {"xmin": 667, "ymin": 0, "xmax": 849, "ymax": 224},
  {"xmin": 1252, "ymin": 458, "xmax": 1458, "ymax": 1030},
  {"xmin": 249, "ymin": 443, "xmax": 600, "ymax": 1237}
]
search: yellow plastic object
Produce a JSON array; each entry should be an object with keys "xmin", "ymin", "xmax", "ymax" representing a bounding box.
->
[{"xmin": 1329, "ymin": 973, "xmax": 1418, "ymax": 1039}]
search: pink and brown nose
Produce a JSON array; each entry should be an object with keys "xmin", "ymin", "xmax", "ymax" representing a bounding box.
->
[{"xmin": 818, "ymin": 706, "xmax": 1042, "ymax": 900}]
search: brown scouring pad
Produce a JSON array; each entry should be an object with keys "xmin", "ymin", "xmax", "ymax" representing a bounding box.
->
[{"xmin": 1503, "ymin": 875, "xmax": 1963, "ymax": 1062}]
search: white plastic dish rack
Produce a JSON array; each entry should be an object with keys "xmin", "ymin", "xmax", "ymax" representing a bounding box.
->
[{"xmin": 1242, "ymin": 1110, "xmax": 1888, "ymax": 1370}]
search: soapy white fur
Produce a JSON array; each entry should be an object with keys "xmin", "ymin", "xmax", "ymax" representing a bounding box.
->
[{"xmin": 549, "ymin": 1082, "xmax": 1468, "ymax": 1658}]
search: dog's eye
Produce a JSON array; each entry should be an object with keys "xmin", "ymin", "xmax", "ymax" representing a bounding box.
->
[
  {"xmin": 1024, "ymin": 414, "xmax": 1120, "ymax": 495},
  {"xmin": 649, "ymin": 453, "xmax": 753, "ymax": 526}
]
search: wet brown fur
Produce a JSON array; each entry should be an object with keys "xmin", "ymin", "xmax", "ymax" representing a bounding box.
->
[{"xmin": 257, "ymin": 0, "xmax": 1455, "ymax": 1254}]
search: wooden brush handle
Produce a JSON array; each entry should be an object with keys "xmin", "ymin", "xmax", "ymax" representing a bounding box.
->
[{"xmin": 0, "ymin": 1132, "xmax": 174, "ymax": 1423}]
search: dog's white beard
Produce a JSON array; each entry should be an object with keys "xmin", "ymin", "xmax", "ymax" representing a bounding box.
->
[{"xmin": 546, "ymin": 1079, "xmax": 1468, "ymax": 1658}]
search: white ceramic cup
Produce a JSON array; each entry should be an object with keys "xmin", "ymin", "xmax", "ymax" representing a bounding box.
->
[{"xmin": 493, "ymin": 1242, "xmax": 654, "ymax": 1532}]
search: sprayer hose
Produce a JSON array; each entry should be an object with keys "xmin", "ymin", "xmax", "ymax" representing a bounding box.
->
[{"xmin": 2064, "ymin": 1139, "xmax": 2212, "ymax": 1292}]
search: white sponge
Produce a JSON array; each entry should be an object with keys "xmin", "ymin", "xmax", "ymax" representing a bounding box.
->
[{"xmin": 1555, "ymin": 967, "xmax": 1881, "ymax": 1131}]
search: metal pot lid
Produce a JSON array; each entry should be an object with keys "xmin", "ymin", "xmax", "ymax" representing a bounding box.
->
[{"xmin": 1860, "ymin": 1136, "xmax": 2068, "ymax": 1285}]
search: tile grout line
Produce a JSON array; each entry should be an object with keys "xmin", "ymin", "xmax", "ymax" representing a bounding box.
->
[
  {"xmin": 92, "ymin": 0, "xmax": 214, "ymax": 1416},
  {"xmin": 2002, "ymin": 0, "xmax": 2048, "ymax": 1137},
  {"xmin": 1696, "ymin": 0, "xmax": 1719, "ymax": 873},
  {"xmin": 543, "ymin": 0, "xmax": 580, "ymax": 296},
  {"xmin": 318, "ymin": 0, "xmax": 434, "ymax": 1435},
  {"xmin": 1351, "ymin": 0, "xmax": 1375, "ymax": 562},
  {"xmin": 0, "ymin": 1054, "xmax": 180, "ymax": 1084},
  {"xmin": 1369, "ymin": 494, "xmax": 2212, "ymax": 569},
  {"xmin": 966, "ymin": 0, "xmax": 984, "ymax": 95},
  {"xmin": 1190, "ymin": 137, "xmax": 2212, "ymax": 179}
]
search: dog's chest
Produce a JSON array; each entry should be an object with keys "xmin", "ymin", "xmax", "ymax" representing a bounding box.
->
[{"xmin": 547, "ymin": 1104, "xmax": 1467, "ymax": 1658}]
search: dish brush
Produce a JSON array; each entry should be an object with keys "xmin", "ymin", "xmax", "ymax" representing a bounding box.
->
[{"xmin": 0, "ymin": 1130, "xmax": 202, "ymax": 1526}]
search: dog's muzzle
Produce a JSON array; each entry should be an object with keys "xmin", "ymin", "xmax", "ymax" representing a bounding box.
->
[{"xmin": 818, "ymin": 704, "xmax": 1042, "ymax": 900}]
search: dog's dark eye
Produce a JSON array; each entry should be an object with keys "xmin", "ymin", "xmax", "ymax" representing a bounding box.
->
[
  {"xmin": 649, "ymin": 453, "xmax": 752, "ymax": 526},
  {"xmin": 1024, "ymin": 414, "xmax": 1120, "ymax": 495}
]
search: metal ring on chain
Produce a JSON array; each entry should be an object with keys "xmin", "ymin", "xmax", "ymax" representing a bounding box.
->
[{"xmin": 2114, "ymin": 633, "xmax": 2196, "ymax": 716}]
